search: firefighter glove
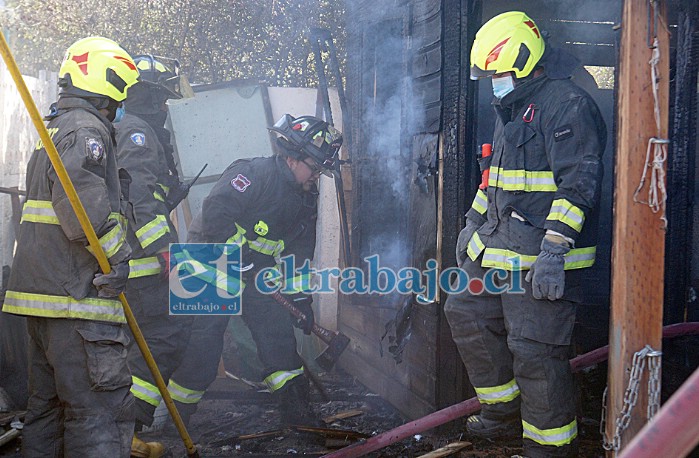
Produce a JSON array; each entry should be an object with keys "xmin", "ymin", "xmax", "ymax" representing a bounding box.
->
[
  {"xmin": 456, "ymin": 219, "xmax": 481, "ymax": 268},
  {"xmin": 525, "ymin": 234, "xmax": 571, "ymax": 301},
  {"xmin": 93, "ymin": 260, "xmax": 130, "ymax": 298},
  {"xmin": 291, "ymin": 295, "xmax": 314, "ymax": 335}
]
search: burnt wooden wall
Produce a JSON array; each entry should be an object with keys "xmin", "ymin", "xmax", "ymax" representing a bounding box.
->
[
  {"xmin": 342, "ymin": 0, "xmax": 462, "ymax": 418},
  {"xmin": 342, "ymin": 0, "xmax": 626, "ymax": 419}
]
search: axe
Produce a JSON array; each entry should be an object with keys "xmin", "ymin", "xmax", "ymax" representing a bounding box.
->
[{"xmin": 270, "ymin": 291, "xmax": 350, "ymax": 370}]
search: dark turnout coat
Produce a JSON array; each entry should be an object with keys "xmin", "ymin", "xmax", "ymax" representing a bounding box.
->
[
  {"xmin": 115, "ymin": 113, "xmax": 178, "ymax": 281},
  {"xmin": 465, "ymin": 73, "xmax": 606, "ymax": 272},
  {"xmin": 4, "ymin": 97, "xmax": 131, "ymax": 324}
]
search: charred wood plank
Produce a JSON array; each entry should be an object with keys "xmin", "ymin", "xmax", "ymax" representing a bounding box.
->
[{"xmin": 416, "ymin": 441, "xmax": 473, "ymax": 458}]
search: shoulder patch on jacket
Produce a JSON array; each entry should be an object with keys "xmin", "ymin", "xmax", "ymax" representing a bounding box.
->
[
  {"xmin": 85, "ymin": 137, "xmax": 104, "ymax": 161},
  {"xmin": 553, "ymin": 124, "xmax": 574, "ymax": 142},
  {"xmin": 231, "ymin": 174, "xmax": 251, "ymax": 192},
  {"xmin": 130, "ymin": 132, "xmax": 146, "ymax": 146}
]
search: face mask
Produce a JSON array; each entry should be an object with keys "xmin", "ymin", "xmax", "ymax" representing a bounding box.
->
[
  {"xmin": 113, "ymin": 105, "xmax": 125, "ymax": 123},
  {"xmin": 492, "ymin": 75, "xmax": 515, "ymax": 99}
]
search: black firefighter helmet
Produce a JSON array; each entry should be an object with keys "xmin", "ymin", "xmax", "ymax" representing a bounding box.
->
[
  {"xmin": 268, "ymin": 114, "xmax": 342, "ymax": 177},
  {"xmin": 125, "ymin": 55, "xmax": 182, "ymax": 116}
]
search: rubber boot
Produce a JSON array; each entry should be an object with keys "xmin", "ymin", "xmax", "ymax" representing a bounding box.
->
[
  {"xmin": 130, "ymin": 434, "xmax": 165, "ymax": 458},
  {"xmin": 276, "ymin": 375, "xmax": 321, "ymax": 427},
  {"xmin": 465, "ymin": 413, "xmax": 521, "ymax": 440}
]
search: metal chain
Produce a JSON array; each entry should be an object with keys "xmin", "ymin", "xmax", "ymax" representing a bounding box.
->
[
  {"xmin": 647, "ymin": 347, "xmax": 663, "ymax": 419},
  {"xmin": 600, "ymin": 387, "xmax": 609, "ymax": 449},
  {"xmin": 600, "ymin": 345, "xmax": 663, "ymax": 455}
]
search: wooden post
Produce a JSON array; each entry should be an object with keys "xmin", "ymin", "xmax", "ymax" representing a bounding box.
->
[
  {"xmin": 607, "ymin": 0, "xmax": 669, "ymax": 454},
  {"xmin": 436, "ymin": 132, "xmax": 445, "ymax": 304}
]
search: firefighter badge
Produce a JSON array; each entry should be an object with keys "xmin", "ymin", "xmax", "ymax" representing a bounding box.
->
[
  {"xmin": 85, "ymin": 138, "xmax": 104, "ymax": 162},
  {"xmin": 130, "ymin": 132, "xmax": 146, "ymax": 146},
  {"xmin": 231, "ymin": 174, "xmax": 251, "ymax": 192}
]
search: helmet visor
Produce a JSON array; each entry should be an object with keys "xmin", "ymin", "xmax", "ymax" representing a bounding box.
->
[
  {"xmin": 272, "ymin": 114, "xmax": 292, "ymax": 131},
  {"xmin": 135, "ymin": 55, "xmax": 183, "ymax": 98},
  {"xmin": 470, "ymin": 64, "xmax": 497, "ymax": 80}
]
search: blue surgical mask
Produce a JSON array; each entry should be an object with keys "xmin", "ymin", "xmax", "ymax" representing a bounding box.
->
[
  {"xmin": 492, "ymin": 75, "xmax": 515, "ymax": 99},
  {"xmin": 113, "ymin": 105, "xmax": 125, "ymax": 123}
]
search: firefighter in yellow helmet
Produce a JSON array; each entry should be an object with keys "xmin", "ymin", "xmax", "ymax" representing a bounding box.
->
[
  {"xmin": 2, "ymin": 37, "xmax": 138, "ymax": 456},
  {"xmin": 444, "ymin": 12, "xmax": 606, "ymax": 457}
]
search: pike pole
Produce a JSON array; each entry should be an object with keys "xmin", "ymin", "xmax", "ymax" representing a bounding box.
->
[{"xmin": 0, "ymin": 34, "xmax": 199, "ymax": 457}]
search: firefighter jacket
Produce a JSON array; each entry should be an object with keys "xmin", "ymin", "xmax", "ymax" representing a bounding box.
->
[
  {"xmin": 115, "ymin": 113, "xmax": 178, "ymax": 281},
  {"xmin": 3, "ymin": 97, "xmax": 131, "ymax": 323},
  {"xmin": 465, "ymin": 74, "xmax": 606, "ymax": 271},
  {"xmin": 186, "ymin": 155, "xmax": 317, "ymax": 295}
]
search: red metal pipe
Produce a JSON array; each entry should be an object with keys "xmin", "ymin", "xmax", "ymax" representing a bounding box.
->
[
  {"xmin": 323, "ymin": 322, "xmax": 699, "ymax": 458},
  {"xmin": 569, "ymin": 322, "xmax": 699, "ymax": 371},
  {"xmin": 618, "ymin": 365, "xmax": 699, "ymax": 458},
  {"xmin": 322, "ymin": 398, "xmax": 481, "ymax": 458}
]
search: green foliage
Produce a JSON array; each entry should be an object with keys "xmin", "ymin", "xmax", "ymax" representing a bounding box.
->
[{"xmin": 2, "ymin": 0, "xmax": 346, "ymax": 87}]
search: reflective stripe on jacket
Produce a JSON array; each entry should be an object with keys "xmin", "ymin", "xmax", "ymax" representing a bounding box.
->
[
  {"xmin": 187, "ymin": 156, "xmax": 318, "ymax": 294},
  {"xmin": 4, "ymin": 97, "xmax": 130, "ymax": 323},
  {"xmin": 465, "ymin": 76, "xmax": 606, "ymax": 271},
  {"xmin": 115, "ymin": 113, "xmax": 178, "ymax": 280}
]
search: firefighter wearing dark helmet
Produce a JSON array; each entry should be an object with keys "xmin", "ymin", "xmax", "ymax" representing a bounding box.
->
[
  {"xmin": 114, "ymin": 55, "xmax": 187, "ymax": 458},
  {"xmin": 2, "ymin": 36, "xmax": 138, "ymax": 457},
  {"xmin": 126, "ymin": 55, "xmax": 190, "ymax": 207},
  {"xmin": 444, "ymin": 12, "xmax": 606, "ymax": 458},
  {"xmin": 163, "ymin": 115, "xmax": 341, "ymax": 428}
]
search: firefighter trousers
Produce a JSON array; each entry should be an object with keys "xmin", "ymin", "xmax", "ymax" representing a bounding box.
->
[
  {"xmin": 168, "ymin": 292, "xmax": 303, "ymax": 423},
  {"xmin": 444, "ymin": 259, "xmax": 578, "ymax": 457},
  {"xmin": 125, "ymin": 278, "xmax": 192, "ymax": 427},
  {"xmin": 23, "ymin": 317, "xmax": 134, "ymax": 458}
]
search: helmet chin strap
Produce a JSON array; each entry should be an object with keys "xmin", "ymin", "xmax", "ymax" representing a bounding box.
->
[{"xmin": 512, "ymin": 68, "xmax": 545, "ymax": 88}]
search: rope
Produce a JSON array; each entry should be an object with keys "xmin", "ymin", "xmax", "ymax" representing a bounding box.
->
[{"xmin": 633, "ymin": 37, "xmax": 669, "ymax": 229}]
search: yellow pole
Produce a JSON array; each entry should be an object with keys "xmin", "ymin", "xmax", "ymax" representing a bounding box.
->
[{"xmin": 0, "ymin": 34, "xmax": 199, "ymax": 457}]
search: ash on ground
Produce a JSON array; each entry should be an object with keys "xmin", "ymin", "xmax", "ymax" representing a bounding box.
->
[{"xmin": 137, "ymin": 367, "xmax": 606, "ymax": 457}]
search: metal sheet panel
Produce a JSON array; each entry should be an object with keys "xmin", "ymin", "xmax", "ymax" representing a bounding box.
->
[{"xmin": 167, "ymin": 83, "xmax": 274, "ymax": 225}]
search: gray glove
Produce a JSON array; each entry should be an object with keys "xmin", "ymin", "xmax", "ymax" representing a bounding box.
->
[
  {"xmin": 92, "ymin": 261, "xmax": 130, "ymax": 298},
  {"xmin": 456, "ymin": 219, "xmax": 481, "ymax": 267},
  {"xmin": 525, "ymin": 235, "xmax": 571, "ymax": 301}
]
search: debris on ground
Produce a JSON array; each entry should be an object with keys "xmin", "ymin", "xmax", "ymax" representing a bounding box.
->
[
  {"xmin": 0, "ymin": 411, "xmax": 23, "ymax": 457},
  {"xmin": 133, "ymin": 367, "xmax": 606, "ymax": 457}
]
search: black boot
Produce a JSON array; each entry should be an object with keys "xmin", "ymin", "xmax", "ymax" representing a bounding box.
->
[{"xmin": 276, "ymin": 375, "xmax": 321, "ymax": 427}]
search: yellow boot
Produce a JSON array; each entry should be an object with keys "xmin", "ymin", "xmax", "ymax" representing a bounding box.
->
[{"xmin": 131, "ymin": 434, "xmax": 165, "ymax": 458}]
